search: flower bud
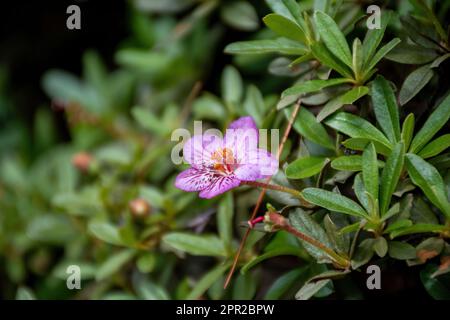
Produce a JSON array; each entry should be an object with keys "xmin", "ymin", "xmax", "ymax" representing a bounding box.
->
[
  {"xmin": 72, "ymin": 152, "xmax": 93, "ymax": 172},
  {"xmin": 129, "ymin": 198, "xmax": 151, "ymax": 218},
  {"xmin": 263, "ymin": 211, "xmax": 288, "ymax": 232}
]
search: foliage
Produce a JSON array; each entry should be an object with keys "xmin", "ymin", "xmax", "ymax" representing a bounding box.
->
[{"xmin": 1, "ymin": 0, "xmax": 450, "ymax": 300}]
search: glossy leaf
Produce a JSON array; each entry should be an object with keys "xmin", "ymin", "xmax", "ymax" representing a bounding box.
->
[
  {"xmin": 410, "ymin": 93, "xmax": 450, "ymax": 153},
  {"xmin": 263, "ymin": 13, "xmax": 307, "ymax": 43},
  {"xmin": 286, "ymin": 107, "xmax": 335, "ymax": 150},
  {"xmin": 314, "ymin": 11, "xmax": 352, "ymax": 67},
  {"xmin": 399, "ymin": 64, "xmax": 434, "ymax": 106},
  {"xmin": 325, "ymin": 112, "xmax": 392, "ymax": 149},
  {"xmin": 217, "ymin": 192, "xmax": 234, "ymax": 252},
  {"xmin": 310, "ymin": 42, "xmax": 353, "ymax": 78},
  {"xmin": 388, "ymin": 241, "xmax": 416, "ymax": 260},
  {"xmin": 186, "ymin": 263, "xmax": 230, "ymax": 300},
  {"xmin": 224, "ymin": 38, "xmax": 308, "ymax": 55},
  {"xmin": 380, "ymin": 142, "xmax": 405, "ymax": 216},
  {"xmin": 286, "ymin": 156, "xmax": 329, "ymax": 179},
  {"xmin": 362, "ymin": 143, "xmax": 379, "ymax": 201},
  {"xmin": 365, "ymin": 38, "xmax": 401, "ymax": 73},
  {"xmin": 221, "ymin": 1, "xmax": 259, "ymax": 31},
  {"xmin": 317, "ymin": 86, "xmax": 369, "ymax": 122},
  {"xmin": 405, "ymin": 153, "xmax": 450, "ymax": 218},
  {"xmin": 282, "ymin": 78, "xmax": 350, "ymax": 98},
  {"xmin": 302, "ymin": 188, "xmax": 369, "ymax": 218},
  {"xmin": 289, "ymin": 208, "xmax": 334, "ymax": 263},
  {"xmin": 401, "ymin": 113, "xmax": 415, "ymax": 150},
  {"xmin": 162, "ymin": 233, "xmax": 227, "ymax": 257},
  {"xmin": 417, "ymin": 134, "xmax": 450, "ymax": 159},
  {"xmin": 371, "ymin": 75, "xmax": 401, "ymax": 143}
]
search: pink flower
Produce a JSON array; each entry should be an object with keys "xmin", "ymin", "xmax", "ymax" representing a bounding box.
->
[{"xmin": 175, "ymin": 116, "xmax": 278, "ymax": 198}]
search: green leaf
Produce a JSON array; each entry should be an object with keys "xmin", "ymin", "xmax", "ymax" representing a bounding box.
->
[
  {"xmin": 388, "ymin": 241, "xmax": 417, "ymax": 260},
  {"xmin": 352, "ymin": 38, "xmax": 363, "ymax": 79},
  {"xmin": 133, "ymin": 0, "xmax": 195, "ymax": 13},
  {"xmin": 342, "ymin": 138, "xmax": 391, "ymax": 156},
  {"xmin": 289, "ymin": 208, "xmax": 334, "ymax": 263},
  {"xmin": 380, "ymin": 142, "xmax": 405, "ymax": 216},
  {"xmin": 410, "ymin": 93, "xmax": 450, "ymax": 153},
  {"xmin": 263, "ymin": 13, "xmax": 307, "ymax": 43},
  {"xmin": 241, "ymin": 247, "xmax": 303, "ymax": 274},
  {"xmin": 325, "ymin": 112, "xmax": 392, "ymax": 149},
  {"xmin": 286, "ymin": 107, "xmax": 335, "ymax": 150},
  {"xmin": 401, "ymin": 113, "xmax": 415, "ymax": 150},
  {"xmin": 16, "ymin": 287, "xmax": 36, "ymax": 300},
  {"xmin": 317, "ymin": 86, "xmax": 369, "ymax": 122},
  {"xmin": 134, "ymin": 277, "xmax": 170, "ymax": 300},
  {"xmin": 221, "ymin": 1, "xmax": 259, "ymax": 31},
  {"xmin": 265, "ymin": 0, "xmax": 300, "ymax": 23},
  {"xmin": 193, "ymin": 93, "xmax": 226, "ymax": 121},
  {"xmin": 264, "ymin": 268, "xmax": 307, "ymax": 300},
  {"xmin": 373, "ymin": 237, "xmax": 388, "ymax": 257},
  {"xmin": 390, "ymin": 223, "xmax": 448, "ymax": 239},
  {"xmin": 310, "ymin": 42, "xmax": 353, "ymax": 78},
  {"xmin": 286, "ymin": 156, "xmax": 329, "ymax": 179},
  {"xmin": 431, "ymin": 53, "xmax": 450, "ymax": 68},
  {"xmin": 362, "ymin": 11, "xmax": 391, "ymax": 66},
  {"xmin": 302, "ymin": 188, "xmax": 369, "ymax": 218},
  {"xmin": 351, "ymin": 238, "xmax": 375, "ymax": 269},
  {"xmin": 399, "ymin": 64, "xmax": 434, "ymax": 106},
  {"xmin": 418, "ymin": 134, "xmax": 450, "ymax": 159},
  {"xmin": 89, "ymin": 222, "xmax": 124, "ymax": 246},
  {"xmin": 243, "ymin": 85, "xmax": 266, "ymax": 126},
  {"xmin": 414, "ymin": 0, "xmax": 447, "ymax": 42},
  {"xmin": 232, "ymin": 273, "xmax": 257, "ymax": 300},
  {"xmin": 362, "ymin": 143, "xmax": 379, "ymax": 201},
  {"xmin": 371, "ymin": 75, "xmax": 401, "ymax": 143},
  {"xmin": 132, "ymin": 107, "xmax": 170, "ymax": 136},
  {"xmin": 314, "ymin": 11, "xmax": 352, "ymax": 67},
  {"xmin": 353, "ymin": 173, "xmax": 370, "ymax": 213},
  {"xmin": 381, "ymin": 202, "xmax": 401, "ymax": 222},
  {"xmin": 385, "ymin": 44, "xmax": 438, "ymax": 64},
  {"xmin": 221, "ymin": 65, "xmax": 243, "ymax": 105},
  {"xmin": 224, "ymin": 38, "xmax": 308, "ymax": 55},
  {"xmin": 162, "ymin": 233, "xmax": 226, "ymax": 257},
  {"xmin": 217, "ymin": 193, "xmax": 234, "ymax": 252},
  {"xmin": 96, "ymin": 249, "xmax": 135, "ymax": 281},
  {"xmin": 282, "ymin": 78, "xmax": 350, "ymax": 98},
  {"xmin": 400, "ymin": 15, "xmax": 441, "ymax": 50},
  {"xmin": 295, "ymin": 279, "xmax": 332, "ymax": 300},
  {"xmin": 405, "ymin": 154, "xmax": 450, "ymax": 218},
  {"xmin": 331, "ymin": 155, "xmax": 361, "ymax": 171},
  {"xmin": 420, "ymin": 264, "xmax": 450, "ymax": 300},
  {"xmin": 324, "ymin": 215, "xmax": 349, "ymax": 254},
  {"xmin": 331, "ymin": 155, "xmax": 384, "ymax": 171},
  {"xmin": 186, "ymin": 263, "xmax": 230, "ymax": 300},
  {"xmin": 365, "ymin": 38, "xmax": 401, "ymax": 73}
]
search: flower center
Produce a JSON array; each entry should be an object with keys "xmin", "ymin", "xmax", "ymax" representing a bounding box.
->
[{"xmin": 211, "ymin": 148, "xmax": 235, "ymax": 174}]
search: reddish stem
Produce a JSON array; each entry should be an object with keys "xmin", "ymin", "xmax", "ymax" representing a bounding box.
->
[{"xmin": 247, "ymin": 216, "xmax": 264, "ymax": 229}]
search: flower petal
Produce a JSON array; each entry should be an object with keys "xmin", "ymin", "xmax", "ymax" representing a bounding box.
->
[
  {"xmin": 228, "ymin": 116, "xmax": 258, "ymax": 136},
  {"xmin": 234, "ymin": 164, "xmax": 263, "ymax": 181},
  {"xmin": 246, "ymin": 149, "xmax": 278, "ymax": 177},
  {"xmin": 183, "ymin": 134, "xmax": 223, "ymax": 168},
  {"xmin": 225, "ymin": 117, "xmax": 259, "ymax": 164},
  {"xmin": 198, "ymin": 175, "xmax": 241, "ymax": 199},
  {"xmin": 174, "ymin": 168, "xmax": 214, "ymax": 191}
]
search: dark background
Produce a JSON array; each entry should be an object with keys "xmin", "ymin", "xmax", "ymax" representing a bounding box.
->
[{"xmin": 0, "ymin": 0, "xmax": 127, "ymax": 139}]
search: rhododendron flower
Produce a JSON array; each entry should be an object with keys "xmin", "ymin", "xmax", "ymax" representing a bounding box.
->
[{"xmin": 175, "ymin": 116, "xmax": 278, "ymax": 198}]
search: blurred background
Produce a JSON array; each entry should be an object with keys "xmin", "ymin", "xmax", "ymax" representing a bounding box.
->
[{"xmin": 1, "ymin": 0, "xmax": 447, "ymax": 300}]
